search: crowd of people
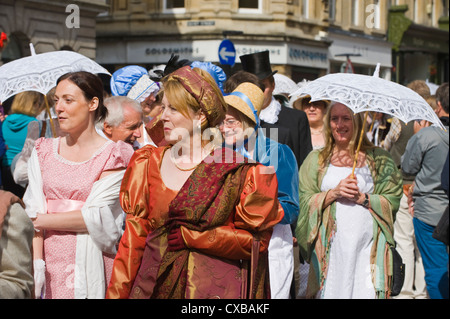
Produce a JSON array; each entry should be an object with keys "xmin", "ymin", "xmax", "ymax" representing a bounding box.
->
[{"xmin": 0, "ymin": 50, "xmax": 448, "ymax": 300}]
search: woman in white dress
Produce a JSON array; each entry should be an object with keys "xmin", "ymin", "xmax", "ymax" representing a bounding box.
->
[{"xmin": 296, "ymin": 102, "xmax": 403, "ymax": 299}]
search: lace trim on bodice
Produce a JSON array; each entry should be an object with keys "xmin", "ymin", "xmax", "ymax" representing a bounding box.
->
[{"xmin": 52, "ymin": 137, "xmax": 113, "ymax": 166}]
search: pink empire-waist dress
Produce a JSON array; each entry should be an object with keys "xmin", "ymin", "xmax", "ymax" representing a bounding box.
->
[{"xmin": 35, "ymin": 137, "xmax": 133, "ymax": 299}]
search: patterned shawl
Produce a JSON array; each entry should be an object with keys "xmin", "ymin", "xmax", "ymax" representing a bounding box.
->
[
  {"xmin": 295, "ymin": 147, "xmax": 402, "ymax": 298},
  {"xmin": 152, "ymin": 148, "xmax": 257, "ymax": 298}
]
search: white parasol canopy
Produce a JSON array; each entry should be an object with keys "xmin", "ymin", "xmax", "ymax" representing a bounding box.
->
[
  {"xmin": 290, "ymin": 63, "xmax": 445, "ymax": 130},
  {"xmin": 0, "ymin": 43, "xmax": 110, "ymax": 103}
]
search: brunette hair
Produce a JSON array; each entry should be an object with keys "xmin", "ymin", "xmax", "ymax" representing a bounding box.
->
[
  {"xmin": 57, "ymin": 71, "xmax": 107, "ymax": 123},
  {"xmin": 224, "ymin": 71, "xmax": 265, "ymax": 93}
]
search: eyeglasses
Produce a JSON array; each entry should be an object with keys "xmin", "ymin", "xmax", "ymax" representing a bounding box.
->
[
  {"xmin": 218, "ymin": 119, "xmax": 241, "ymax": 128},
  {"xmin": 302, "ymin": 101, "xmax": 325, "ymax": 109}
]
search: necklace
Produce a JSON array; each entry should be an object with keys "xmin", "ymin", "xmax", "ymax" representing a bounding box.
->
[
  {"xmin": 310, "ymin": 129, "xmax": 323, "ymax": 135},
  {"xmin": 173, "ymin": 162, "xmax": 199, "ymax": 171},
  {"xmin": 169, "ymin": 152, "xmax": 199, "ymax": 171},
  {"xmin": 169, "ymin": 146, "xmax": 213, "ymax": 171}
]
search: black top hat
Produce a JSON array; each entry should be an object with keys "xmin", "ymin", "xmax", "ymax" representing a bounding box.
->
[{"xmin": 239, "ymin": 50, "xmax": 278, "ymax": 80}]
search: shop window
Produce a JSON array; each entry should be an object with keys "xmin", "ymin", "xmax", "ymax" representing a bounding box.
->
[
  {"xmin": 352, "ymin": 0, "xmax": 360, "ymax": 26},
  {"xmin": 329, "ymin": 0, "xmax": 336, "ymax": 22},
  {"xmin": 302, "ymin": 0, "xmax": 310, "ymax": 19},
  {"xmin": 238, "ymin": 0, "xmax": 262, "ymax": 13},
  {"xmin": 163, "ymin": 0, "xmax": 185, "ymax": 13}
]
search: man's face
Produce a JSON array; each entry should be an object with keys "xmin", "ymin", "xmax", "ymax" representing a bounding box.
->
[
  {"xmin": 260, "ymin": 77, "xmax": 275, "ymax": 110},
  {"xmin": 105, "ymin": 105, "xmax": 142, "ymax": 145}
]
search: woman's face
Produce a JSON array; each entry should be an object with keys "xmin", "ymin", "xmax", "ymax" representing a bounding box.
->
[
  {"xmin": 329, "ymin": 103, "xmax": 354, "ymax": 148},
  {"xmin": 140, "ymin": 93, "xmax": 158, "ymax": 117},
  {"xmin": 218, "ymin": 107, "xmax": 245, "ymax": 146},
  {"xmin": 300, "ymin": 99, "xmax": 326, "ymax": 125},
  {"xmin": 54, "ymin": 79, "xmax": 96, "ymax": 134},
  {"xmin": 160, "ymin": 94, "xmax": 201, "ymax": 144}
]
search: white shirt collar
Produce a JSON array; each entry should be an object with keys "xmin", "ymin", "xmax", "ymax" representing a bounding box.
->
[{"xmin": 258, "ymin": 97, "xmax": 281, "ymax": 124}]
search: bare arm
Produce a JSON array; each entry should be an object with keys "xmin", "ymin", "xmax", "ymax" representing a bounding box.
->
[{"xmin": 32, "ymin": 169, "xmax": 125, "ymax": 233}]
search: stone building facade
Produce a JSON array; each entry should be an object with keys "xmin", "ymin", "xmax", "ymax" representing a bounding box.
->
[
  {"xmin": 1, "ymin": 0, "xmax": 448, "ymax": 84},
  {"xmin": 0, "ymin": 0, "xmax": 107, "ymax": 64}
]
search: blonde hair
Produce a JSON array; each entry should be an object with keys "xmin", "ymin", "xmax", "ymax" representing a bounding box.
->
[
  {"xmin": 162, "ymin": 67, "xmax": 226, "ymax": 130},
  {"xmin": 162, "ymin": 67, "xmax": 227, "ymax": 146},
  {"xmin": 407, "ymin": 80, "xmax": 431, "ymax": 100},
  {"xmin": 427, "ymin": 95, "xmax": 438, "ymax": 111},
  {"xmin": 319, "ymin": 102, "xmax": 375, "ymax": 166},
  {"xmin": 10, "ymin": 91, "xmax": 45, "ymax": 117}
]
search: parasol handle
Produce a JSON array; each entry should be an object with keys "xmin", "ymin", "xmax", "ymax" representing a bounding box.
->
[
  {"xmin": 44, "ymin": 95, "xmax": 56, "ymax": 137},
  {"xmin": 351, "ymin": 111, "xmax": 369, "ymax": 179},
  {"xmin": 368, "ymin": 112, "xmax": 376, "ymax": 133}
]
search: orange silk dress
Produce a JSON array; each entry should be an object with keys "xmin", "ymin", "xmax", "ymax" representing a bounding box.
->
[{"xmin": 106, "ymin": 145, "xmax": 283, "ymax": 299}]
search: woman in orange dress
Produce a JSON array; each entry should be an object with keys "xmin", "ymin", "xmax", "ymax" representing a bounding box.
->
[{"xmin": 106, "ymin": 66, "xmax": 283, "ymax": 299}]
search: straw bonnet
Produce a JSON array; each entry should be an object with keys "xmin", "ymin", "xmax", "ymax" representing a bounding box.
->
[{"xmin": 224, "ymin": 82, "xmax": 264, "ymax": 125}]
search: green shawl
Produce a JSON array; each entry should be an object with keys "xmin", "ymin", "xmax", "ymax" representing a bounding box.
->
[{"xmin": 295, "ymin": 147, "xmax": 402, "ymax": 299}]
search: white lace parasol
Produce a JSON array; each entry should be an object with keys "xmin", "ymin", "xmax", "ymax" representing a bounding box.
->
[
  {"xmin": 0, "ymin": 44, "xmax": 110, "ymax": 103},
  {"xmin": 290, "ymin": 63, "xmax": 445, "ymax": 130}
]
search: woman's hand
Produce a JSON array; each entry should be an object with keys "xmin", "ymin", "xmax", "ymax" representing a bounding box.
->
[
  {"xmin": 333, "ymin": 175, "xmax": 360, "ymax": 201},
  {"xmin": 33, "ymin": 259, "xmax": 46, "ymax": 298},
  {"xmin": 31, "ymin": 214, "xmax": 44, "ymax": 231},
  {"xmin": 324, "ymin": 174, "xmax": 365, "ymax": 208}
]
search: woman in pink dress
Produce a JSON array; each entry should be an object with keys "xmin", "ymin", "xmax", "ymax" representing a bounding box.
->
[{"xmin": 23, "ymin": 71, "xmax": 134, "ymax": 299}]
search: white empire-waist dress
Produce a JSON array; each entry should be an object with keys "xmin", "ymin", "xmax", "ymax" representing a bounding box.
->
[{"xmin": 319, "ymin": 164, "xmax": 375, "ymax": 299}]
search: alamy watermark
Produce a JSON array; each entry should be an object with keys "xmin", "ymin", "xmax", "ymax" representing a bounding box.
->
[
  {"xmin": 166, "ymin": 120, "xmax": 280, "ymax": 174},
  {"xmin": 66, "ymin": 4, "xmax": 80, "ymax": 29},
  {"xmin": 65, "ymin": 3, "xmax": 381, "ymax": 29},
  {"xmin": 365, "ymin": 3, "xmax": 380, "ymax": 29}
]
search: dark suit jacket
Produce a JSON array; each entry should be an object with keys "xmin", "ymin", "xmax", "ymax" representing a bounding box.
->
[
  {"xmin": 260, "ymin": 120, "xmax": 293, "ymax": 152},
  {"xmin": 275, "ymin": 106, "xmax": 312, "ymax": 168}
]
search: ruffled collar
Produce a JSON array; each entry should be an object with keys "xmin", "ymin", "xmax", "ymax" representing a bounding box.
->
[{"xmin": 259, "ymin": 97, "xmax": 281, "ymax": 124}]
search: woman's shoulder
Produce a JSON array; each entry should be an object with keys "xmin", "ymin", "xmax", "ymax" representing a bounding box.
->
[
  {"xmin": 132, "ymin": 144, "xmax": 167, "ymax": 160},
  {"xmin": 304, "ymin": 149, "xmax": 321, "ymax": 161},
  {"xmin": 123, "ymin": 144, "xmax": 169, "ymax": 170},
  {"xmin": 110, "ymin": 140, "xmax": 134, "ymax": 157},
  {"xmin": 102, "ymin": 140, "xmax": 136, "ymax": 169},
  {"xmin": 34, "ymin": 136, "xmax": 55, "ymax": 152}
]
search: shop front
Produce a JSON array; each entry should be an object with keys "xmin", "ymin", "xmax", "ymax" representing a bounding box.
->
[
  {"xmin": 388, "ymin": 6, "xmax": 449, "ymax": 85},
  {"xmin": 327, "ymin": 28, "xmax": 393, "ymax": 80},
  {"xmin": 96, "ymin": 38, "xmax": 329, "ymax": 82}
]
